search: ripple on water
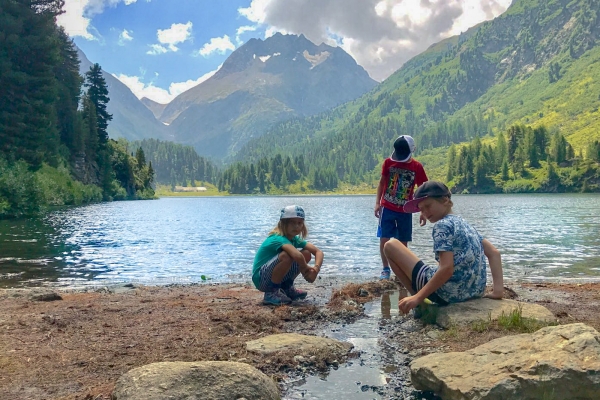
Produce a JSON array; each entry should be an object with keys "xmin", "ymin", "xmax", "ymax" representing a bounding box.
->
[{"xmin": 0, "ymin": 194, "xmax": 599, "ymax": 287}]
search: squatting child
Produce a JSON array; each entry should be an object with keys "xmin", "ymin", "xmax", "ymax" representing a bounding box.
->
[
  {"xmin": 375, "ymin": 135, "xmax": 428, "ymax": 280},
  {"xmin": 383, "ymin": 181, "xmax": 504, "ymax": 313},
  {"xmin": 252, "ymin": 205, "xmax": 324, "ymax": 306}
]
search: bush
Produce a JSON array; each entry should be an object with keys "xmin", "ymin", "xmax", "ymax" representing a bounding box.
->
[{"xmin": 0, "ymin": 158, "xmax": 44, "ymax": 218}]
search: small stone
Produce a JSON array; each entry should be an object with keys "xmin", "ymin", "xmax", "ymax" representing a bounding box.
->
[
  {"xmin": 293, "ymin": 355, "xmax": 305, "ymax": 363},
  {"xmin": 358, "ymin": 288, "xmax": 369, "ymax": 297}
]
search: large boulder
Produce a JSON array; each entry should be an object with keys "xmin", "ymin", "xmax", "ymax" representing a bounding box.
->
[
  {"xmin": 435, "ymin": 298, "xmax": 555, "ymax": 328},
  {"xmin": 112, "ymin": 361, "xmax": 280, "ymax": 400},
  {"xmin": 411, "ymin": 323, "xmax": 600, "ymax": 400},
  {"xmin": 246, "ymin": 333, "xmax": 353, "ymax": 356}
]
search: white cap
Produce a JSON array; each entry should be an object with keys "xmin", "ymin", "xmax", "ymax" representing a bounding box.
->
[{"xmin": 280, "ymin": 205, "xmax": 305, "ymax": 219}]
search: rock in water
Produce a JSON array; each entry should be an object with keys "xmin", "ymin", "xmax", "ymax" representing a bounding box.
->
[
  {"xmin": 410, "ymin": 323, "xmax": 600, "ymax": 400},
  {"xmin": 112, "ymin": 361, "xmax": 280, "ymax": 400}
]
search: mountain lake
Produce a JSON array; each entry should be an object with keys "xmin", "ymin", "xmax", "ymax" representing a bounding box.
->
[{"xmin": 1, "ymin": 194, "xmax": 599, "ymax": 288}]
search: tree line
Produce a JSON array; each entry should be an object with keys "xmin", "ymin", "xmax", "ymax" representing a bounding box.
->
[
  {"xmin": 0, "ymin": 0, "xmax": 154, "ymax": 217},
  {"xmin": 218, "ymin": 154, "xmax": 339, "ymax": 194},
  {"xmin": 132, "ymin": 139, "xmax": 220, "ymax": 187},
  {"xmin": 447, "ymin": 125, "xmax": 600, "ymax": 193}
]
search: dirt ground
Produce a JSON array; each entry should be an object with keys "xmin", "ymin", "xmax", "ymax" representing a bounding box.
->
[{"xmin": 1, "ymin": 280, "xmax": 599, "ymax": 400}]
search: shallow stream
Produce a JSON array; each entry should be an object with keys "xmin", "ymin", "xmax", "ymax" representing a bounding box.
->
[{"xmin": 285, "ymin": 291, "xmax": 438, "ymax": 400}]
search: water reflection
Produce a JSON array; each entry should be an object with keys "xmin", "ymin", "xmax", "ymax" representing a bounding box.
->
[{"xmin": 1, "ymin": 194, "xmax": 599, "ymax": 287}]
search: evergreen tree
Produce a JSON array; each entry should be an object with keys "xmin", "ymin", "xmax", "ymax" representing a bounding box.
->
[
  {"xmin": 84, "ymin": 63, "xmax": 112, "ymax": 144},
  {"xmin": 0, "ymin": 0, "xmax": 64, "ymax": 168}
]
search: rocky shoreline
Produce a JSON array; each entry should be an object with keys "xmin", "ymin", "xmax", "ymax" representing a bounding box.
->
[{"xmin": 0, "ymin": 279, "xmax": 599, "ymax": 399}]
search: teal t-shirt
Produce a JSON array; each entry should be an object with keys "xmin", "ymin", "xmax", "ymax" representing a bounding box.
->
[{"xmin": 252, "ymin": 234, "xmax": 307, "ymax": 288}]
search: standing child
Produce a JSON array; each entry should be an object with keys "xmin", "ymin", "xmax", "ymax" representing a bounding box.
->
[
  {"xmin": 375, "ymin": 135, "xmax": 428, "ymax": 280},
  {"xmin": 252, "ymin": 205, "xmax": 324, "ymax": 306},
  {"xmin": 383, "ymin": 181, "xmax": 504, "ymax": 313}
]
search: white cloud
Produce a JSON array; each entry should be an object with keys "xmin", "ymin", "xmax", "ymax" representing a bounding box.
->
[
  {"xmin": 238, "ymin": 0, "xmax": 512, "ymax": 81},
  {"xmin": 235, "ymin": 25, "xmax": 258, "ymax": 44},
  {"xmin": 196, "ymin": 35, "xmax": 236, "ymax": 57},
  {"xmin": 58, "ymin": 0, "xmax": 141, "ymax": 39},
  {"xmin": 147, "ymin": 44, "xmax": 168, "ymax": 55},
  {"xmin": 114, "ymin": 67, "xmax": 220, "ymax": 103},
  {"xmin": 118, "ymin": 29, "xmax": 133, "ymax": 45},
  {"xmin": 156, "ymin": 22, "xmax": 193, "ymax": 52}
]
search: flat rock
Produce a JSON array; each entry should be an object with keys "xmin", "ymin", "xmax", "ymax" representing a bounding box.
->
[
  {"xmin": 246, "ymin": 333, "xmax": 353, "ymax": 356},
  {"xmin": 411, "ymin": 323, "xmax": 600, "ymax": 400},
  {"xmin": 112, "ymin": 361, "xmax": 280, "ymax": 400},
  {"xmin": 435, "ymin": 298, "xmax": 555, "ymax": 328}
]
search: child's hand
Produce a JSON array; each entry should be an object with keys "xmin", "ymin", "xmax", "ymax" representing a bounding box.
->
[
  {"xmin": 419, "ymin": 213, "xmax": 427, "ymax": 226},
  {"xmin": 398, "ymin": 295, "xmax": 421, "ymax": 314},
  {"xmin": 374, "ymin": 205, "xmax": 381, "ymax": 218},
  {"xmin": 302, "ymin": 267, "xmax": 318, "ymax": 283}
]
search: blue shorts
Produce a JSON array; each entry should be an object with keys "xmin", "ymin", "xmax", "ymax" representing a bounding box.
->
[
  {"xmin": 377, "ymin": 207, "xmax": 412, "ymax": 242},
  {"xmin": 257, "ymin": 254, "xmax": 300, "ymax": 292}
]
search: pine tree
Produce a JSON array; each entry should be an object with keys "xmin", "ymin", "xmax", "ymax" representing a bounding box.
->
[{"xmin": 84, "ymin": 63, "xmax": 112, "ymax": 144}]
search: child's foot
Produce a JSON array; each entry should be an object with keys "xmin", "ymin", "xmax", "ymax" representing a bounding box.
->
[
  {"xmin": 284, "ymin": 286, "xmax": 308, "ymax": 300},
  {"xmin": 379, "ymin": 267, "xmax": 391, "ymax": 280},
  {"xmin": 263, "ymin": 289, "xmax": 292, "ymax": 305}
]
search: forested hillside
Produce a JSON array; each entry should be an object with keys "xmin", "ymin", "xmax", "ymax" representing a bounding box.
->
[
  {"xmin": 0, "ymin": 0, "xmax": 155, "ymax": 217},
  {"xmin": 221, "ymin": 0, "xmax": 600, "ymax": 194},
  {"xmin": 132, "ymin": 139, "xmax": 220, "ymax": 187}
]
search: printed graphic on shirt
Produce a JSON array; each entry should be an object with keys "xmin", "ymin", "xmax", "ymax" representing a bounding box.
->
[{"xmin": 383, "ymin": 167, "xmax": 416, "ymax": 207}]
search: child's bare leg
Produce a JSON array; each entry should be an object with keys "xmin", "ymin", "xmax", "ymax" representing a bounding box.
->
[
  {"xmin": 383, "ymin": 239, "xmax": 420, "ymax": 295},
  {"xmin": 285, "ymin": 250, "xmax": 312, "ymax": 284},
  {"xmin": 379, "ymin": 237, "xmax": 390, "ymax": 267},
  {"xmin": 380, "ymin": 238, "xmax": 407, "ymax": 266},
  {"xmin": 270, "ymin": 252, "xmax": 294, "ymax": 284}
]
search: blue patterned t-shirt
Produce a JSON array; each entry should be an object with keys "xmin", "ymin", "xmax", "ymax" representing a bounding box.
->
[{"xmin": 424, "ymin": 214, "xmax": 487, "ymax": 303}]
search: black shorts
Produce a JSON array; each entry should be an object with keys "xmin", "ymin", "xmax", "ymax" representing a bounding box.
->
[{"xmin": 411, "ymin": 260, "xmax": 448, "ymax": 305}]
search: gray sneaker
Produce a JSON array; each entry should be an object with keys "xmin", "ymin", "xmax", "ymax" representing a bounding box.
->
[{"xmin": 263, "ymin": 289, "xmax": 292, "ymax": 305}]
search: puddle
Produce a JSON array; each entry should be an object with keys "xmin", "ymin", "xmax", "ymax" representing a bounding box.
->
[{"xmin": 284, "ymin": 291, "xmax": 436, "ymax": 399}]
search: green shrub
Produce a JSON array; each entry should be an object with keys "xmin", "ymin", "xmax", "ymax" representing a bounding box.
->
[{"xmin": 0, "ymin": 158, "xmax": 44, "ymax": 218}]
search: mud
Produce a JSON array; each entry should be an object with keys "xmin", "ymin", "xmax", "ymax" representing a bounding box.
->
[{"xmin": 1, "ymin": 280, "xmax": 598, "ymax": 400}]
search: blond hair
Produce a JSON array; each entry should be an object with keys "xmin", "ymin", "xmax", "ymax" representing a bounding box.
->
[{"xmin": 269, "ymin": 219, "xmax": 308, "ymax": 239}]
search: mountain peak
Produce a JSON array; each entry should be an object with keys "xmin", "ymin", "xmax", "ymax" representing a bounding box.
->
[{"xmin": 159, "ymin": 33, "xmax": 377, "ymax": 158}]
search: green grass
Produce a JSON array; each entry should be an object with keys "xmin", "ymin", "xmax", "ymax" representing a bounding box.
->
[{"xmin": 470, "ymin": 305, "xmax": 555, "ymax": 333}]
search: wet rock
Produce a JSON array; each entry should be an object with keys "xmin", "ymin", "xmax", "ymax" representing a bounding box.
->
[
  {"xmin": 246, "ymin": 333, "xmax": 353, "ymax": 358},
  {"xmin": 358, "ymin": 288, "xmax": 369, "ymax": 297},
  {"xmin": 411, "ymin": 323, "xmax": 600, "ymax": 400},
  {"xmin": 435, "ymin": 298, "xmax": 555, "ymax": 328},
  {"xmin": 28, "ymin": 290, "xmax": 62, "ymax": 302},
  {"xmin": 112, "ymin": 361, "xmax": 280, "ymax": 400}
]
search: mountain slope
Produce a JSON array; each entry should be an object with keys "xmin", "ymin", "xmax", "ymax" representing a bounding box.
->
[
  {"xmin": 236, "ymin": 0, "xmax": 600, "ymax": 173},
  {"xmin": 77, "ymin": 48, "xmax": 169, "ymax": 142},
  {"xmin": 160, "ymin": 33, "xmax": 377, "ymax": 159},
  {"xmin": 141, "ymin": 97, "xmax": 168, "ymax": 120}
]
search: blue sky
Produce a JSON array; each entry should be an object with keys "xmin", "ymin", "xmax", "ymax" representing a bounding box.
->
[{"xmin": 58, "ymin": 0, "xmax": 513, "ymax": 104}]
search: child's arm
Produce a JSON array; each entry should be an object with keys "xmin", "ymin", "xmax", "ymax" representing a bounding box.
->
[
  {"xmin": 300, "ymin": 243, "xmax": 323, "ymax": 283},
  {"xmin": 398, "ymin": 251, "xmax": 454, "ymax": 313},
  {"xmin": 374, "ymin": 175, "xmax": 386, "ymax": 217},
  {"xmin": 281, "ymin": 243, "xmax": 323, "ymax": 283},
  {"xmin": 482, "ymin": 239, "xmax": 503, "ymax": 299}
]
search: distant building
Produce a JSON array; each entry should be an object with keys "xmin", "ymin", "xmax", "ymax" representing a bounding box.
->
[{"xmin": 174, "ymin": 186, "xmax": 207, "ymax": 192}]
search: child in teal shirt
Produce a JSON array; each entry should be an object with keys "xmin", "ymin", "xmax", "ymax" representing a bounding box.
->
[{"xmin": 252, "ymin": 205, "xmax": 324, "ymax": 305}]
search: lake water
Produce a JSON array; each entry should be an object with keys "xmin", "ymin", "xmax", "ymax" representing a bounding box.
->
[{"xmin": 1, "ymin": 194, "xmax": 599, "ymax": 288}]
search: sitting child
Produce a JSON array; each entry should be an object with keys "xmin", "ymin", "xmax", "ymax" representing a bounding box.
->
[
  {"xmin": 383, "ymin": 181, "xmax": 504, "ymax": 313},
  {"xmin": 252, "ymin": 205, "xmax": 324, "ymax": 305}
]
